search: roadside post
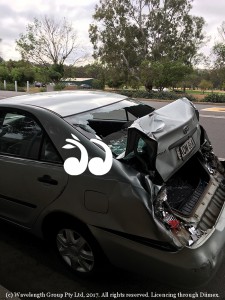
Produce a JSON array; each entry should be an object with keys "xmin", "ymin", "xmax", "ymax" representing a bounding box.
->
[{"xmin": 47, "ymin": 84, "xmax": 54, "ymax": 92}]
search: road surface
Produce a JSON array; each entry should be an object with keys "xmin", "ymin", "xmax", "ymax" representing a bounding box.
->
[{"xmin": 0, "ymin": 90, "xmax": 26, "ymax": 100}]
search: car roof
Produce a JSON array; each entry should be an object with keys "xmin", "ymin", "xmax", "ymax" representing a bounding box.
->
[{"xmin": 0, "ymin": 91, "xmax": 128, "ymax": 117}]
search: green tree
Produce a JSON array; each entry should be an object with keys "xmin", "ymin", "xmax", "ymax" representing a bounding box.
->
[
  {"xmin": 86, "ymin": 63, "xmax": 106, "ymax": 88},
  {"xmin": 221, "ymin": 81, "xmax": 225, "ymax": 91},
  {"xmin": 199, "ymin": 79, "xmax": 213, "ymax": 93},
  {"xmin": 92, "ymin": 79, "xmax": 105, "ymax": 89},
  {"xmin": 211, "ymin": 22, "xmax": 225, "ymax": 89},
  {"xmin": 16, "ymin": 16, "xmax": 81, "ymax": 80},
  {"xmin": 11, "ymin": 67, "xmax": 35, "ymax": 85},
  {"xmin": 89, "ymin": 0, "xmax": 205, "ymax": 87},
  {"xmin": 178, "ymin": 71, "xmax": 198, "ymax": 90},
  {"xmin": 106, "ymin": 67, "xmax": 125, "ymax": 88},
  {"xmin": 213, "ymin": 43, "xmax": 225, "ymax": 68},
  {"xmin": 64, "ymin": 63, "xmax": 106, "ymax": 88},
  {"xmin": 0, "ymin": 65, "xmax": 10, "ymax": 81},
  {"xmin": 140, "ymin": 59, "xmax": 192, "ymax": 91},
  {"xmin": 208, "ymin": 68, "xmax": 225, "ymax": 90}
]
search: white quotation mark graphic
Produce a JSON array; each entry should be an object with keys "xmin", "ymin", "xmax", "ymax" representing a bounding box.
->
[{"xmin": 63, "ymin": 134, "xmax": 113, "ymax": 176}]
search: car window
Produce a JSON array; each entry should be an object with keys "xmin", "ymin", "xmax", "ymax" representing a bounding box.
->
[
  {"xmin": 65, "ymin": 99, "xmax": 154, "ymax": 137},
  {"xmin": 0, "ymin": 110, "xmax": 63, "ymax": 164},
  {"xmin": 40, "ymin": 135, "xmax": 62, "ymax": 164},
  {"xmin": 0, "ymin": 111, "xmax": 43, "ymax": 159},
  {"xmin": 65, "ymin": 99, "xmax": 149, "ymax": 125},
  {"xmin": 90, "ymin": 108, "xmax": 127, "ymax": 120}
]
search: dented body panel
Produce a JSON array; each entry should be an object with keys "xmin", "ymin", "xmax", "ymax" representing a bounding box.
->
[
  {"xmin": 90, "ymin": 200, "xmax": 225, "ymax": 286},
  {"xmin": 128, "ymin": 98, "xmax": 201, "ymax": 181}
]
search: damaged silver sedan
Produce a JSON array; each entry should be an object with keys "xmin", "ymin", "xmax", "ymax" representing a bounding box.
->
[{"xmin": 0, "ymin": 91, "xmax": 225, "ymax": 286}]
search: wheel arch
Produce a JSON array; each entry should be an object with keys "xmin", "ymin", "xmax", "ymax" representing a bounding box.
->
[
  {"xmin": 41, "ymin": 211, "xmax": 109, "ymax": 275},
  {"xmin": 41, "ymin": 211, "xmax": 90, "ymax": 240}
]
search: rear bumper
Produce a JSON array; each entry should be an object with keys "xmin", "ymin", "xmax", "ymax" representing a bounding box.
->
[{"xmin": 90, "ymin": 202, "xmax": 225, "ymax": 286}]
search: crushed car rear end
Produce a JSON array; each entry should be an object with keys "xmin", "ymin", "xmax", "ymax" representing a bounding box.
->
[
  {"xmin": 62, "ymin": 95, "xmax": 225, "ymax": 285},
  {"xmin": 98, "ymin": 98, "xmax": 225, "ymax": 285}
]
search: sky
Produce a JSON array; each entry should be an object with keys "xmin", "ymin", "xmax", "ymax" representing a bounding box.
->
[{"xmin": 0, "ymin": 0, "xmax": 225, "ymax": 62}]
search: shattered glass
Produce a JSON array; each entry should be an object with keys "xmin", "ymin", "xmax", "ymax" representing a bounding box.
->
[{"xmin": 108, "ymin": 136, "xmax": 128, "ymax": 156}]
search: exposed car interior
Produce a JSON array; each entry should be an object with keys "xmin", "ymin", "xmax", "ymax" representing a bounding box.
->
[{"xmin": 65, "ymin": 100, "xmax": 155, "ymax": 165}]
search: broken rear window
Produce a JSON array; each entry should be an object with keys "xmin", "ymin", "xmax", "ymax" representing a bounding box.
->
[{"xmin": 64, "ymin": 99, "xmax": 154, "ymax": 156}]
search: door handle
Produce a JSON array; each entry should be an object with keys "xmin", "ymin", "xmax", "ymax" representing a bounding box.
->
[{"xmin": 38, "ymin": 175, "xmax": 58, "ymax": 185}]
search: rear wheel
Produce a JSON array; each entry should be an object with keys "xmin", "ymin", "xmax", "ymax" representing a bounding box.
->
[
  {"xmin": 50, "ymin": 222, "xmax": 104, "ymax": 277},
  {"xmin": 56, "ymin": 228, "xmax": 95, "ymax": 274}
]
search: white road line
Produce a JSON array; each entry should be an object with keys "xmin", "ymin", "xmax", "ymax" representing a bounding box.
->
[{"xmin": 199, "ymin": 114, "xmax": 225, "ymax": 119}]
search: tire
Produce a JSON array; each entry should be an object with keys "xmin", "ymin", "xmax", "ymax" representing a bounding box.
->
[{"xmin": 51, "ymin": 222, "xmax": 103, "ymax": 277}]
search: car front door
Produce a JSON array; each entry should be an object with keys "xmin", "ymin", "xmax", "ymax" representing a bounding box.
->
[{"xmin": 0, "ymin": 109, "xmax": 68, "ymax": 227}]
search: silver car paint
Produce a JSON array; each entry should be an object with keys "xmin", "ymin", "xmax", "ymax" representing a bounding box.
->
[
  {"xmin": 0, "ymin": 92, "xmax": 225, "ymax": 286},
  {"xmin": 129, "ymin": 98, "xmax": 201, "ymax": 181},
  {"xmin": 0, "ymin": 102, "xmax": 168, "ymax": 242},
  {"xmin": 29, "ymin": 98, "xmax": 225, "ymax": 285},
  {"xmin": 0, "ymin": 91, "xmax": 127, "ymax": 117}
]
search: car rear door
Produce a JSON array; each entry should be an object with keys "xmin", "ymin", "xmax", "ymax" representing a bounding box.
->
[{"xmin": 0, "ymin": 109, "xmax": 68, "ymax": 227}]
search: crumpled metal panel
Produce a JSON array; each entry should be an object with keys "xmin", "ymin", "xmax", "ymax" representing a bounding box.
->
[{"xmin": 129, "ymin": 98, "xmax": 201, "ymax": 181}]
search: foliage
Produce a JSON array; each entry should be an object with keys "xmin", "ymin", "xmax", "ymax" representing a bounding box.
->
[
  {"xmin": 54, "ymin": 83, "xmax": 66, "ymax": 91},
  {"xmin": 106, "ymin": 67, "xmax": 126, "ymax": 88},
  {"xmin": 48, "ymin": 64, "xmax": 63, "ymax": 82},
  {"xmin": 213, "ymin": 43, "xmax": 225, "ymax": 68},
  {"xmin": 211, "ymin": 22, "xmax": 225, "ymax": 89},
  {"xmin": 63, "ymin": 63, "xmax": 106, "ymax": 88},
  {"xmin": 0, "ymin": 60, "xmax": 36, "ymax": 85},
  {"xmin": 39, "ymin": 87, "xmax": 47, "ymax": 92},
  {"xmin": 33, "ymin": 66, "xmax": 50, "ymax": 83},
  {"xmin": 140, "ymin": 59, "xmax": 192, "ymax": 91},
  {"xmin": 198, "ymin": 79, "xmax": 213, "ymax": 92},
  {"xmin": 0, "ymin": 38, "xmax": 3, "ymax": 63},
  {"xmin": 204, "ymin": 93, "xmax": 225, "ymax": 103},
  {"xmin": 11, "ymin": 67, "xmax": 35, "ymax": 85},
  {"xmin": 16, "ymin": 16, "xmax": 81, "ymax": 80},
  {"xmin": 92, "ymin": 79, "xmax": 105, "ymax": 89},
  {"xmin": 0, "ymin": 65, "xmax": 11, "ymax": 81},
  {"xmin": 0, "ymin": 82, "xmax": 25, "ymax": 92},
  {"xmin": 89, "ymin": 0, "xmax": 205, "ymax": 87},
  {"xmin": 0, "ymin": 60, "xmax": 106, "ymax": 88},
  {"xmin": 116, "ymin": 89, "xmax": 197, "ymax": 101}
]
